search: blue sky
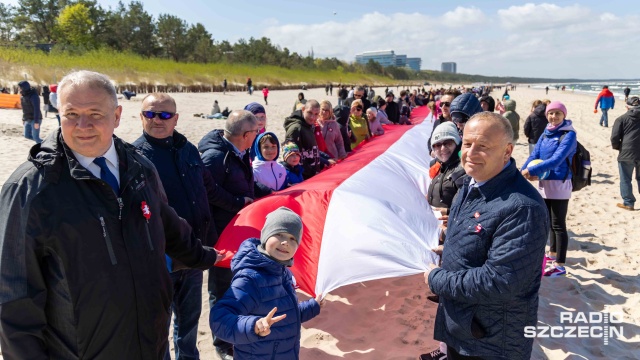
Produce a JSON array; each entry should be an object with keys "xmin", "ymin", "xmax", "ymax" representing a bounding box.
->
[{"xmin": 7, "ymin": 0, "xmax": 640, "ymax": 79}]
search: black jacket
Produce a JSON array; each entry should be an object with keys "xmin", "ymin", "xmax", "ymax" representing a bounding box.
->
[
  {"xmin": 284, "ymin": 111, "xmax": 321, "ymax": 179},
  {"xmin": 523, "ymin": 104, "xmax": 548, "ymax": 144},
  {"xmin": 611, "ymin": 108, "xmax": 640, "ymax": 162},
  {"xmin": 18, "ymin": 81, "xmax": 42, "ymax": 123},
  {"xmin": 0, "ymin": 130, "xmax": 218, "ymax": 360},
  {"xmin": 198, "ymin": 130, "xmax": 257, "ymax": 236},
  {"xmin": 133, "ymin": 130, "xmax": 218, "ymax": 247},
  {"xmin": 385, "ymin": 101, "xmax": 400, "ymax": 124},
  {"xmin": 427, "ymin": 155, "xmax": 466, "ymax": 213}
]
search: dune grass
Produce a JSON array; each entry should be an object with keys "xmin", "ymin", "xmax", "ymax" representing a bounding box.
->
[{"xmin": 0, "ymin": 48, "xmax": 395, "ymax": 87}]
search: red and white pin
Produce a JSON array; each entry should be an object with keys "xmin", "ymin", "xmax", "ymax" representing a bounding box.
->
[
  {"xmin": 141, "ymin": 201, "xmax": 151, "ymax": 222},
  {"xmin": 474, "ymin": 223, "xmax": 483, "ymax": 233}
]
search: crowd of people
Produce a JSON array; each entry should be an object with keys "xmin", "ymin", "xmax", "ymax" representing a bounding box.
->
[{"xmin": 3, "ymin": 71, "xmax": 639, "ymax": 360}]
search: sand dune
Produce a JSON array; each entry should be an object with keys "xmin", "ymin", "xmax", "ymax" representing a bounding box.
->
[{"xmin": 0, "ymin": 85, "xmax": 638, "ymax": 359}]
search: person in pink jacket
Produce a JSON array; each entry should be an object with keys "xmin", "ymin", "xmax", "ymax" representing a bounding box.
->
[
  {"xmin": 317, "ymin": 100, "xmax": 347, "ymax": 159},
  {"xmin": 262, "ymin": 86, "xmax": 269, "ymax": 105}
]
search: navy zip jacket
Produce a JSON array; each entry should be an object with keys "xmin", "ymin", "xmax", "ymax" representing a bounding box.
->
[
  {"xmin": 211, "ymin": 238, "xmax": 320, "ymax": 360},
  {"xmin": 428, "ymin": 160, "xmax": 549, "ymax": 359}
]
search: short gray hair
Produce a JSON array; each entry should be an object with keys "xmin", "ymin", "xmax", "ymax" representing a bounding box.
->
[
  {"xmin": 57, "ymin": 70, "xmax": 118, "ymax": 109},
  {"xmin": 356, "ymin": 86, "xmax": 365, "ymax": 93},
  {"xmin": 468, "ymin": 112, "xmax": 514, "ymax": 144},
  {"xmin": 302, "ymin": 99, "xmax": 320, "ymax": 110},
  {"xmin": 224, "ymin": 110, "xmax": 257, "ymax": 137}
]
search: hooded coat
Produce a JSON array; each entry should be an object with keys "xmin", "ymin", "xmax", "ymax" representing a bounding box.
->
[
  {"xmin": 595, "ymin": 88, "xmax": 615, "ymax": 110},
  {"xmin": 523, "ymin": 120, "xmax": 577, "ymax": 181},
  {"xmin": 18, "ymin": 80, "xmax": 42, "ymax": 123},
  {"xmin": 210, "ymin": 238, "xmax": 321, "ymax": 360},
  {"xmin": 503, "ymin": 100, "xmax": 520, "ymax": 142},
  {"xmin": 427, "ymin": 151, "xmax": 466, "ymax": 213},
  {"xmin": 449, "ymin": 93, "xmax": 483, "ymax": 119},
  {"xmin": 0, "ymin": 130, "xmax": 218, "ymax": 359},
  {"xmin": 611, "ymin": 108, "xmax": 640, "ymax": 162},
  {"xmin": 284, "ymin": 111, "xmax": 320, "ymax": 179},
  {"xmin": 524, "ymin": 104, "xmax": 549, "ymax": 145},
  {"xmin": 252, "ymin": 132, "xmax": 287, "ymax": 191}
]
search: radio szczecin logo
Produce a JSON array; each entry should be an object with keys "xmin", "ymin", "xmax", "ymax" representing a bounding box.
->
[{"xmin": 524, "ymin": 311, "xmax": 624, "ymax": 345}]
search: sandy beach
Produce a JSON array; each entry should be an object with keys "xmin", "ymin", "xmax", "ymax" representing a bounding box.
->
[{"xmin": 0, "ymin": 85, "xmax": 638, "ymax": 359}]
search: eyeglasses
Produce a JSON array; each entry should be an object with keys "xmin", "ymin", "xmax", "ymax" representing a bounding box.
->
[
  {"xmin": 354, "ymin": 94, "xmax": 363, "ymax": 98},
  {"xmin": 354, "ymin": 106, "xmax": 363, "ymax": 111},
  {"xmin": 432, "ymin": 140, "xmax": 455, "ymax": 149},
  {"xmin": 243, "ymin": 129, "xmax": 259, "ymax": 137},
  {"xmin": 440, "ymin": 102, "xmax": 451, "ymax": 107},
  {"xmin": 141, "ymin": 111, "xmax": 175, "ymax": 120}
]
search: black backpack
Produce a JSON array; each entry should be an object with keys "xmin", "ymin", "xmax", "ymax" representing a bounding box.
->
[{"xmin": 559, "ymin": 132, "xmax": 592, "ymax": 192}]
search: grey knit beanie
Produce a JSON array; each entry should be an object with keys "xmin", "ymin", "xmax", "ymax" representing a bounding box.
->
[{"xmin": 260, "ymin": 207, "xmax": 303, "ymax": 248}]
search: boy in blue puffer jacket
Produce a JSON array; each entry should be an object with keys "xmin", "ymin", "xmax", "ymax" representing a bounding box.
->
[{"xmin": 211, "ymin": 207, "xmax": 325, "ymax": 360}]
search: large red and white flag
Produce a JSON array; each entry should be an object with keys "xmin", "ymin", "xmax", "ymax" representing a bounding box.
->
[{"xmin": 215, "ymin": 107, "xmax": 440, "ymax": 296}]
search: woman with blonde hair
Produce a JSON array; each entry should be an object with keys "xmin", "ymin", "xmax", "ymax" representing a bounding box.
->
[{"xmin": 318, "ymin": 100, "xmax": 347, "ymax": 159}]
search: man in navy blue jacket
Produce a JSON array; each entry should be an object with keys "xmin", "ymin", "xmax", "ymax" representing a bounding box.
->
[
  {"xmin": 133, "ymin": 93, "xmax": 223, "ymax": 360},
  {"xmin": 425, "ymin": 112, "xmax": 549, "ymax": 359}
]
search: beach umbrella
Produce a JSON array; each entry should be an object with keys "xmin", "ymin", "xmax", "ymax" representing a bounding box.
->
[{"xmin": 214, "ymin": 108, "xmax": 440, "ymax": 296}]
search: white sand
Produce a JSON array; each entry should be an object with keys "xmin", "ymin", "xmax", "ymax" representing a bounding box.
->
[{"xmin": 0, "ymin": 86, "xmax": 638, "ymax": 359}]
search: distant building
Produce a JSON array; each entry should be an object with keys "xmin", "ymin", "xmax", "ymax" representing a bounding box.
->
[
  {"xmin": 441, "ymin": 62, "xmax": 457, "ymax": 73},
  {"xmin": 406, "ymin": 57, "xmax": 422, "ymax": 72},
  {"xmin": 356, "ymin": 50, "xmax": 397, "ymax": 67},
  {"xmin": 355, "ymin": 50, "xmax": 421, "ymax": 71}
]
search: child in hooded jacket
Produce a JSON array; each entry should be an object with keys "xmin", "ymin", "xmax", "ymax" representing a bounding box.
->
[
  {"xmin": 210, "ymin": 207, "xmax": 325, "ymax": 360},
  {"xmin": 280, "ymin": 141, "xmax": 305, "ymax": 187},
  {"xmin": 252, "ymin": 132, "xmax": 287, "ymax": 191}
]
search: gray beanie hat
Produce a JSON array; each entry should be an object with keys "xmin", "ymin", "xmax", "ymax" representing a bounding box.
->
[
  {"xmin": 260, "ymin": 207, "xmax": 303, "ymax": 247},
  {"xmin": 430, "ymin": 122, "xmax": 461, "ymax": 148}
]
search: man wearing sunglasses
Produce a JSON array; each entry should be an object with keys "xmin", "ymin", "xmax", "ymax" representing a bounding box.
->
[
  {"xmin": 428, "ymin": 89, "xmax": 460, "ymax": 151},
  {"xmin": 344, "ymin": 86, "xmax": 371, "ymax": 112},
  {"xmin": 133, "ymin": 93, "xmax": 223, "ymax": 360},
  {"xmin": 197, "ymin": 110, "xmax": 259, "ymax": 359}
]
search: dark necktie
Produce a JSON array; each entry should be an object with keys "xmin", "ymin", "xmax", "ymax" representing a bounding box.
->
[{"xmin": 93, "ymin": 157, "xmax": 119, "ymax": 194}]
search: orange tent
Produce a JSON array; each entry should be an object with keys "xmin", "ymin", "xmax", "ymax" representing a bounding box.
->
[{"xmin": 0, "ymin": 94, "xmax": 21, "ymax": 109}]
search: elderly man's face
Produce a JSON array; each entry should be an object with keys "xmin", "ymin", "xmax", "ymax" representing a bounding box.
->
[
  {"xmin": 140, "ymin": 96, "xmax": 178, "ymax": 139},
  {"xmin": 461, "ymin": 119, "xmax": 513, "ymax": 183},
  {"xmin": 60, "ymin": 84, "xmax": 121, "ymax": 157},
  {"xmin": 303, "ymin": 106, "xmax": 319, "ymax": 125},
  {"xmin": 354, "ymin": 90, "xmax": 365, "ymax": 99}
]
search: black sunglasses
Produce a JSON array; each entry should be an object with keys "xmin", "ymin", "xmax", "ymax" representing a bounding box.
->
[
  {"xmin": 142, "ymin": 111, "xmax": 175, "ymax": 120},
  {"xmin": 440, "ymin": 102, "xmax": 451, "ymax": 107},
  {"xmin": 354, "ymin": 106, "xmax": 363, "ymax": 111}
]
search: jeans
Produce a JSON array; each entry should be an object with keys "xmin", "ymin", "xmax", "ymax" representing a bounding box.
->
[
  {"xmin": 208, "ymin": 266, "xmax": 233, "ymax": 352},
  {"xmin": 23, "ymin": 120, "xmax": 42, "ymax": 143},
  {"xmin": 164, "ymin": 269, "xmax": 203, "ymax": 360},
  {"xmin": 545, "ymin": 199, "xmax": 570, "ymax": 263},
  {"xmin": 528, "ymin": 143, "xmax": 535, "ymax": 155},
  {"xmin": 599, "ymin": 108, "xmax": 609, "ymax": 126},
  {"xmin": 618, "ymin": 160, "xmax": 640, "ymax": 207}
]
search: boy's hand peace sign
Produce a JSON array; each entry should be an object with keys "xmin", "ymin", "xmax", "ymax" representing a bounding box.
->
[{"xmin": 254, "ymin": 307, "xmax": 287, "ymax": 337}]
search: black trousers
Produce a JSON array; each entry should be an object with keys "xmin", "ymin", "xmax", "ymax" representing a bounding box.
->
[{"xmin": 544, "ymin": 198, "xmax": 570, "ymax": 263}]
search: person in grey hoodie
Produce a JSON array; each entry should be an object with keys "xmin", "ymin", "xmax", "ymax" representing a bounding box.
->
[
  {"xmin": 18, "ymin": 80, "xmax": 42, "ymax": 143},
  {"xmin": 503, "ymin": 99, "xmax": 520, "ymax": 142}
]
